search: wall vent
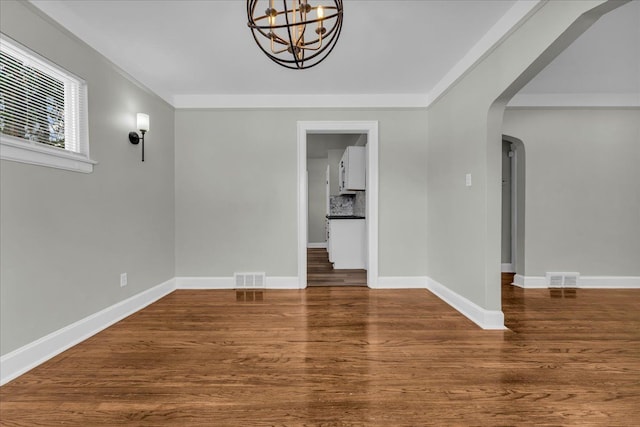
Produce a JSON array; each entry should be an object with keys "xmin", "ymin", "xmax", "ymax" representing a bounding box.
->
[
  {"xmin": 546, "ymin": 272, "xmax": 580, "ymax": 288},
  {"xmin": 548, "ymin": 274, "xmax": 564, "ymax": 288},
  {"xmin": 234, "ymin": 272, "xmax": 266, "ymax": 289}
]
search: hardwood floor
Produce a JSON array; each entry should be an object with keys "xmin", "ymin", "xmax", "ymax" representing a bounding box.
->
[
  {"xmin": 1, "ymin": 282, "xmax": 639, "ymax": 425},
  {"xmin": 502, "ymin": 271, "xmax": 516, "ymax": 287},
  {"xmin": 307, "ymin": 247, "xmax": 367, "ymax": 287}
]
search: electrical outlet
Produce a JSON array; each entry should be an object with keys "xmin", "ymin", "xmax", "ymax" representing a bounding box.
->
[{"xmin": 120, "ymin": 273, "xmax": 128, "ymax": 287}]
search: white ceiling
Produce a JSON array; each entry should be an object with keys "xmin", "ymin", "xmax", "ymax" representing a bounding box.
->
[
  {"xmin": 520, "ymin": 0, "xmax": 639, "ymax": 94},
  {"xmin": 28, "ymin": 0, "xmax": 640, "ymax": 108},
  {"xmin": 511, "ymin": 0, "xmax": 640, "ymax": 107},
  {"xmin": 307, "ymin": 134, "xmax": 362, "ymax": 159}
]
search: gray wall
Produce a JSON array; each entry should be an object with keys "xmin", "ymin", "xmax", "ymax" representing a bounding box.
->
[
  {"xmin": 306, "ymin": 133, "xmax": 358, "ymax": 197},
  {"xmin": 426, "ymin": 0, "xmax": 612, "ymax": 310},
  {"xmin": 327, "ymin": 148, "xmax": 344, "ymax": 196},
  {"xmin": 2, "ymin": 0, "xmax": 628, "ymax": 360},
  {"xmin": 175, "ymin": 109, "xmax": 428, "ymax": 278},
  {"xmin": 0, "ymin": 1, "xmax": 175, "ymax": 355},
  {"xmin": 307, "ymin": 158, "xmax": 328, "ymax": 244},
  {"xmin": 503, "ymin": 108, "xmax": 640, "ymax": 276}
]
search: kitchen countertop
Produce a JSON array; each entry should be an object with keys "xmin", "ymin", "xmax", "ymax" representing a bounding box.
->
[{"xmin": 326, "ymin": 215, "xmax": 365, "ymax": 220}]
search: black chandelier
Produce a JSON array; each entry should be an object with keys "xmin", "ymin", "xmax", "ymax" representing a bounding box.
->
[{"xmin": 247, "ymin": 0, "xmax": 343, "ymax": 70}]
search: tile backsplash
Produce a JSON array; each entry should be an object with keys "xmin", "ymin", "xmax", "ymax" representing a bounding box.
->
[
  {"xmin": 329, "ymin": 191, "xmax": 366, "ymax": 216},
  {"xmin": 330, "ymin": 195, "xmax": 353, "ymax": 215},
  {"xmin": 353, "ymin": 191, "xmax": 365, "ymax": 217}
]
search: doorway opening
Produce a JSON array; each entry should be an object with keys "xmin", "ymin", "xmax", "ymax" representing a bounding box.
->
[
  {"xmin": 501, "ymin": 135, "xmax": 525, "ymax": 286},
  {"xmin": 306, "ymin": 133, "xmax": 367, "ymax": 286},
  {"xmin": 297, "ymin": 121, "xmax": 379, "ymax": 288}
]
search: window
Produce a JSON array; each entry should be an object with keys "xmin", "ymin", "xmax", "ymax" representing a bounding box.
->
[{"xmin": 0, "ymin": 34, "xmax": 95, "ymax": 173}]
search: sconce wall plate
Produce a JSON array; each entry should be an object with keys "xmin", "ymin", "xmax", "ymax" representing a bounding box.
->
[{"xmin": 128, "ymin": 131, "xmax": 141, "ymax": 145}]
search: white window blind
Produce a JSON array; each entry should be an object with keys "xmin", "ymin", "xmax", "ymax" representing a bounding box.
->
[{"xmin": 0, "ymin": 34, "xmax": 94, "ymax": 173}]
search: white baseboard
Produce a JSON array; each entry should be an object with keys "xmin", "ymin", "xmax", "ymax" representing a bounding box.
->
[
  {"xmin": 176, "ymin": 276, "xmax": 234, "ymax": 289},
  {"xmin": 512, "ymin": 275, "xmax": 640, "ymax": 289},
  {"xmin": 1, "ymin": 275, "xmax": 303, "ymax": 385},
  {"xmin": 426, "ymin": 278, "xmax": 506, "ymax": 330},
  {"xmin": 376, "ymin": 276, "xmax": 429, "ymax": 289},
  {"xmin": 512, "ymin": 275, "xmax": 547, "ymax": 288},
  {"xmin": 176, "ymin": 276, "xmax": 302, "ymax": 290},
  {"xmin": 578, "ymin": 276, "xmax": 640, "ymax": 288},
  {"xmin": 0, "ymin": 278, "xmax": 175, "ymax": 386},
  {"xmin": 307, "ymin": 242, "xmax": 327, "ymax": 249},
  {"xmin": 266, "ymin": 276, "xmax": 302, "ymax": 289},
  {"xmin": 377, "ymin": 276, "xmax": 505, "ymax": 330},
  {"xmin": 501, "ymin": 263, "xmax": 514, "ymax": 273},
  {"xmin": 5, "ymin": 272, "xmax": 544, "ymax": 385}
]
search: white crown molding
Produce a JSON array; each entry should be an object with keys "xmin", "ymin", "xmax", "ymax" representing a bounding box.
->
[
  {"xmin": 507, "ymin": 93, "xmax": 640, "ymax": 108},
  {"xmin": 512, "ymin": 275, "xmax": 640, "ymax": 288},
  {"xmin": 31, "ymin": 0, "xmax": 634, "ymax": 110},
  {"xmin": 0, "ymin": 278, "xmax": 175, "ymax": 386},
  {"xmin": 427, "ymin": 0, "xmax": 545, "ymax": 107},
  {"xmin": 27, "ymin": 0, "xmax": 174, "ymax": 107},
  {"xmin": 172, "ymin": 94, "xmax": 428, "ymax": 109},
  {"xmin": 173, "ymin": 1, "xmax": 545, "ymax": 109}
]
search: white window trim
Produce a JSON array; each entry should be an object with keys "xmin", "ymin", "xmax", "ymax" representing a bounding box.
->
[
  {"xmin": 0, "ymin": 34, "xmax": 96, "ymax": 173},
  {"xmin": 1, "ymin": 134, "xmax": 96, "ymax": 173}
]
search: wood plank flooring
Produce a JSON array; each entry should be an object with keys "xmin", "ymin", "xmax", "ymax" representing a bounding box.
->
[
  {"xmin": 1, "ymin": 281, "xmax": 639, "ymax": 425},
  {"xmin": 307, "ymin": 248, "xmax": 367, "ymax": 287}
]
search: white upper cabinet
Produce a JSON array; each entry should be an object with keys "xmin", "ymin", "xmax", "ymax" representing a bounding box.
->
[{"xmin": 338, "ymin": 146, "xmax": 366, "ymax": 194}]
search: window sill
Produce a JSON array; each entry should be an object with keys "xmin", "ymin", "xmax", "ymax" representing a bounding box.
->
[{"xmin": 1, "ymin": 136, "xmax": 97, "ymax": 174}]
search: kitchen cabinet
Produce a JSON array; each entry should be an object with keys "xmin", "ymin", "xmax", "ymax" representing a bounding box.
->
[
  {"xmin": 327, "ymin": 218, "xmax": 366, "ymax": 269},
  {"xmin": 326, "ymin": 164, "xmax": 331, "ymax": 215},
  {"xmin": 326, "ymin": 218, "xmax": 332, "ymax": 262},
  {"xmin": 339, "ymin": 146, "xmax": 365, "ymax": 194}
]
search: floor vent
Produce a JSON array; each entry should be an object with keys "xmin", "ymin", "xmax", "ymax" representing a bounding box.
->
[
  {"xmin": 546, "ymin": 272, "xmax": 579, "ymax": 288},
  {"xmin": 234, "ymin": 272, "xmax": 266, "ymax": 289}
]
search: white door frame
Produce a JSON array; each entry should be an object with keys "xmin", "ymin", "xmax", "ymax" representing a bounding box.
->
[
  {"xmin": 297, "ymin": 121, "xmax": 379, "ymax": 288},
  {"xmin": 510, "ymin": 143, "xmax": 518, "ymax": 271},
  {"xmin": 502, "ymin": 134, "xmax": 525, "ymax": 276}
]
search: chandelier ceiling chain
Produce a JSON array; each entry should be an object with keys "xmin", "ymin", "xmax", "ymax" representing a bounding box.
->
[{"xmin": 247, "ymin": 0, "xmax": 344, "ymax": 70}]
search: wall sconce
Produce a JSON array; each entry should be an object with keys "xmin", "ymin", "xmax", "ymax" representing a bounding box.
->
[{"xmin": 129, "ymin": 113, "xmax": 149, "ymax": 161}]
